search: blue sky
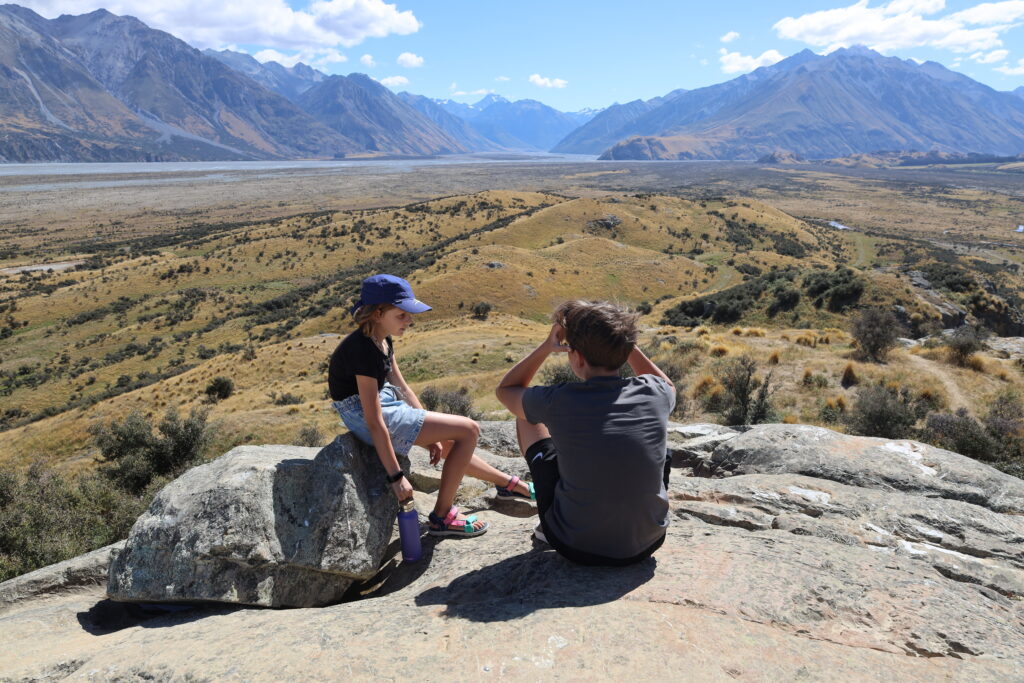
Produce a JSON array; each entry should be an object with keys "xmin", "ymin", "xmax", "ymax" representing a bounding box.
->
[{"xmin": 22, "ymin": 0, "xmax": 1024, "ymax": 110}]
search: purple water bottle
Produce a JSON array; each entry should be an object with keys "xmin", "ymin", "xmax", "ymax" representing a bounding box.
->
[{"xmin": 397, "ymin": 498, "xmax": 422, "ymax": 562}]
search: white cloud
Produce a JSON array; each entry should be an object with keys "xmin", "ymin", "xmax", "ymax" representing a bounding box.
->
[
  {"xmin": 720, "ymin": 31, "xmax": 740, "ymax": 43},
  {"xmin": 773, "ymin": 0, "xmax": 1021, "ymax": 54},
  {"xmin": 360, "ymin": 53, "xmax": 376, "ymax": 67},
  {"xmin": 254, "ymin": 46, "xmax": 346, "ymax": 69},
  {"xmin": 970, "ymin": 48, "xmax": 1009, "ymax": 62},
  {"xmin": 495, "ymin": 75, "xmax": 510, "ymax": 82},
  {"xmin": 19, "ymin": 0, "xmax": 420, "ymax": 50},
  {"xmin": 379, "ymin": 75, "xmax": 409, "ymax": 87},
  {"xmin": 528, "ymin": 73, "xmax": 568, "ymax": 88},
  {"xmin": 719, "ymin": 48, "xmax": 785, "ymax": 74},
  {"xmin": 396, "ymin": 51, "xmax": 424, "ymax": 67},
  {"xmin": 452, "ymin": 88, "xmax": 493, "ymax": 96},
  {"xmin": 995, "ymin": 57, "xmax": 1024, "ymax": 73}
]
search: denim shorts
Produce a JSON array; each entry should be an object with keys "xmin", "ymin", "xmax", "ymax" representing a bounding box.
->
[{"xmin": 332, "ymin": 383, "xmax": 426, "ymax": 456}]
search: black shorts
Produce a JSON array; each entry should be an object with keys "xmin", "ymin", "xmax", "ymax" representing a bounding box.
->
[{"xmin": 524, "ymin": 438, "xmax": 665, "ymax": 567}]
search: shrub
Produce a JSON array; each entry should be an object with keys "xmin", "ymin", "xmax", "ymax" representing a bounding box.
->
[
  {"xmin": 921, "ymin": 409, "xmax": 998, "ymax": 461},
  {"xmin": 204, "ymin": 376, "xmax": 234, "ymax": 401},
  {"xmin": 820, "ymin": 396, "xmax": 848, "ymax": 423},
  {"xmin": 294, "ymin": 424, "xmax": 324, "ymax": 448},
  {"xmin": 470, "ymin": 301, "xmax": 493, "ymax": 321},
  {"xmin": 946, "ymin": 326, "xmax": 985, "ymax": 367},
  {"xmin": 90, "ymin": 407, "xmax": 213, "ymax": 494},
  {"xmin": 713, "ymin": 355, "xmax": 776, "ymax": 426},
  {"xmin": 540, "ymin": 363, "xmax": 580, "ymax": 385},
  {"xmin": 983, "ymin": 390, "xmax": 1024, "ymax": 460},
  {"xmin": 840, "ymin": 362, "xmax": 859, "ymax": 388},
  {"xmin": 420, "ymin": 386, "xmax": 479, "ymax": 418},
  {"xmin": 270, "ymin": 392, "xmax": 303, "ymax": 406},
  {"xmin": 0, "ymin": 463, "xmax": 146, "ymax": 582},
  {"xmin": 851, "ymin": 307, "xmax": 901, "ymax": 362},
  {"xmin": 845, "ymin": 383, "xmax": 924, "ymax": 439}
]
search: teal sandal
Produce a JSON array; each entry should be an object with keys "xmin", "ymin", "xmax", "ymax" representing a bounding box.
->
[
  {"xmin": 496, "ymin": 475, "xmax": 536, "ymax": 501},
  {"xmin": 427, "ymin": 506, "xmax": 489, "ymax": 537}
]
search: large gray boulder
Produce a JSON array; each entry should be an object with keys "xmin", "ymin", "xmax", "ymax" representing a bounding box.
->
[
  {"xmin": 106, "ymin": 435, "xmax": 406, "ymax": 608},
  {"xmin": 710, "ymin": 424, "xmax": 1024, "ymax": 513}
]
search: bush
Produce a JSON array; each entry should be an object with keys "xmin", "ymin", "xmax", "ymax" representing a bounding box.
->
[
  {"xmin": 851, "ymin": 308, "xmax": 901, "ymax": 362},
  {"xmin": 420, "ymin": 386, "xmax": 479, "ymax": 418},
  {"xmin": 270, "ymin": 391, "xmax": 304, "ymax": 406},
  {"xmin": 205, "ymin": 376, "xmax": 234, "ymax": 401},
  {"xmin": 983, "ymin": 389, "xmax": 1024, "ymax": 460},
  {"xmin": 946, "ymin": 326, "xmax": 985, "ymax": 367},
  {"xmin": 921, "ymin": 409, "xmax": 998, "ymax": 461},
  {"xmin": 713, "ymin": 355, "xmax": 776, "ymax": 426},
  {"xmin": 845, "ymin": 383, "xmax": 925, "ymax": 439},
  {"xmin": 470, "ymin": 302, "xmax": 493, "ymax": 321},
  {"xmin": 294, "ymin": 424, "xmax": 324, "ymax": 448},
  {"xmin": 90, "ymin": 408, "xmax": 213, "ymax": 494},
  {"xmin": 0, "ymin": 463, "xmax": 147, "ymax": 582}
]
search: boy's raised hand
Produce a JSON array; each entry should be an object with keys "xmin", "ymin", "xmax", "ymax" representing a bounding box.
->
[{"xmin": 547, "ymin": 323, "xmax": 569, "ymax": 353}]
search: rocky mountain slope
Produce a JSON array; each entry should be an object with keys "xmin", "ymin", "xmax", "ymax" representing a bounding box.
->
[
  {"xmin": 563, "ymin": 47, "xmax": 1024, "ymax": 160},
  {"xmin": 297, "ymin": 74, "xmax": 476, "ymax": 155},
  {"xmin": 551, "ymin": 90, "xmax": 685, "ymax": 154},
  {"xmin": 0, "ymin": 5, "xmax": 356, "ymax": 161},
  {"xmin": 397, "ymin": 92, "xmax": 504, "ymax": 152},
  {"xmin": 203, "ymin": 48, "xmax": 326, "ymax": 102},
  {"xmin": 2, "ymin": 422, "xmax": 1022, "ymax": 678}
]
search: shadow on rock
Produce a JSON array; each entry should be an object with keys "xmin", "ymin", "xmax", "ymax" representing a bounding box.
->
[
  {"xmin": 414, "ymin": 546, "xmax": 656, "ymax": 622},
  {"xmin": 76, "ymin": 599, "xmax": 242, "ymax": 635}
]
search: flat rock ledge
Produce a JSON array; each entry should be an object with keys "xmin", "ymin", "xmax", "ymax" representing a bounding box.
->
[{"xmin": 1, "ymin": 423, "xmax": 1023, "ymax": 680}]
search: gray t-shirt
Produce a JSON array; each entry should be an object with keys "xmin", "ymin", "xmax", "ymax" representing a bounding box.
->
[{"xmin": 523, "ymin": 374, "xmax": 675, "ymax": 559}]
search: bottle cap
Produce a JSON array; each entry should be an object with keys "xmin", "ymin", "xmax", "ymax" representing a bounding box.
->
[{"xmin": 400, "ymin": 498, "xmax": 415, "ymax": 512}]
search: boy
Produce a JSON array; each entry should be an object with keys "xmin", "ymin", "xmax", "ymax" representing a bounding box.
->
[{"xmin": 495, "ymin": 300, "xmax": 675, "ymax": 566}]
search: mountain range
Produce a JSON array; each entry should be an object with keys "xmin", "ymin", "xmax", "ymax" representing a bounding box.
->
[
  {"xmin": 565, "ymin": 47, "xmax": 1024, "ymax": 160},
  {"xmin": 2, "ymin": 4, "xmax": 1024, "ymax": 162}
]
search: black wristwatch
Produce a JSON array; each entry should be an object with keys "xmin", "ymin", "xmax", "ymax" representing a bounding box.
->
[{"xmin": 386, "ymin": 470, "xmax": 405, "ymax": 484}]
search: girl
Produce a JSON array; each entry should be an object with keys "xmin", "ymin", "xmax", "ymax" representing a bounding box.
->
[{"xmin": 329, "ymin": 274, "xmax": 534, "ymax": 538}]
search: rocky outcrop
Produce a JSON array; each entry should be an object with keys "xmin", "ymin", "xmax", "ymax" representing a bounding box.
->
[
  {"xmin": 2, "ymin": 423, "xmax": 1023, "ymax": 679},
  {"xmin": 106, "ymin": 435, "xmax": 406, "ymax": 608},
  {"xmin": 710, "ymin": 424, "xmax": 1024, "ymax": 513},
  {"xmin": 0, "ymin": 541, "xmax": 124, "ymax": 608}
]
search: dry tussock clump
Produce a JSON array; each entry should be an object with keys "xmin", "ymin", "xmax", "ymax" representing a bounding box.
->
[
  {"xmin": 694, "ymin": 326, "xmax": 710, "ymax": 336},
  {"xmin": 841, "ymin": 362, "xmax": 859, "ymax": 388},
  {"xmin": 795, "ymin": 334, "xmax": 817, "ymax": 348},
  {"xmin": 731, "ymin": 327, "xmax": 744, "ymax": 336},
  {"xmin": 744, "ymin": 328, "xmax": 767, "ymax": 337},
  {"xmin": 768, "ymin": 351, "xmax": 780, "ymax": 365},
  {"xmin": 965, "ymin": 355, "xmax": 987, "ymax": 373},
  {"xmin": 691, "ymin": 374, "xmax": 719, "ymax": 397},
  {"xmin": 782, "ymin": 414, "xmax": 798, "ymax": 424},
  {"xmin": 709, "ymin": 345, "xmax": 729, "ymax": 357}
]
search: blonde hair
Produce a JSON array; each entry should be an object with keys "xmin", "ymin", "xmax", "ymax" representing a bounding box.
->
[{"xmin": 353, "ymin": 303, "xmax": 396, "ymax": 335}]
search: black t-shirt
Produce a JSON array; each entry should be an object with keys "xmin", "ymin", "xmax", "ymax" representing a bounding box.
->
[{"xmin": 328, "ymin": 329, "xmax": 394, "ymax": 401}]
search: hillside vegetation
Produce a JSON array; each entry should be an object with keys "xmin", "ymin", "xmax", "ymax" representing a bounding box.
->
[{"xmin": 0, "ymin": 188, "xmax": 1021, "ymax": 471}]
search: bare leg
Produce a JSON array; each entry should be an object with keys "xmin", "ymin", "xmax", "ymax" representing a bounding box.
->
[
  {"xmin": 414, "ymin": 412, "xmax": 486, "ymax": 528},
  {"xmin": 433, "ymin": 439, "xmax": 530, "ymax": 496}
]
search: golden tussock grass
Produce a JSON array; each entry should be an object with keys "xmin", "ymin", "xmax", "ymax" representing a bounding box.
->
[{"xmin": 768, "ymin": 351, "xmax": 780, "ymax": 365}]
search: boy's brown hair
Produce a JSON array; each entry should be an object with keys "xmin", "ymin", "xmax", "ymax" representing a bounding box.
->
[{"xmin": 554, "ymin": 300, "xmax": 639, "ymax": 371}]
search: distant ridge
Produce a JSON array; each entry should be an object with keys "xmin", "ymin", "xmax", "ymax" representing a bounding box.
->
[
  {"xmin": 203, "ymin": 49, "xmax": 326, "ymax": 102},
  {"xmin": 297, "ymin": 74, "xmax": 474, "ymax": 155},
  {"xmin": 551, "ymin": 90, "xmax": 685, "ymax": 154},
  {"xmin": 0, "ymin": 5, "xmax": 356, "ymax": 161},
  {"xmin": 592, "ymin": 47, "xmax": 1024, "ymax": 160}
]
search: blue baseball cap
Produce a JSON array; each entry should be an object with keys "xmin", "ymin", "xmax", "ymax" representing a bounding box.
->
[{"xmin": 351, "ymin": 274, "xmax": 432, "ymax": 314}]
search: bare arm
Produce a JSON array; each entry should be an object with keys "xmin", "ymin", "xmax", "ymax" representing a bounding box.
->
[
  {"xmin": 495, "ymin": 324, "xmax": 567, "ymax": 419},
  {"xmin": 626, "ymin": 344, "xmax": 673, "ymax": 384}
]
